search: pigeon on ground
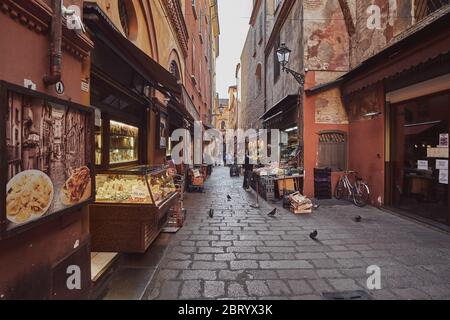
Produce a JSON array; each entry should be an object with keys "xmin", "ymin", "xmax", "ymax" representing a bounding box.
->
[
  {"xmin": 227, "ymin": 195, "xmax": 232, "ymax": 201},
  {"xmin": 309, "ymin": 230, "xmax": 318, "ymax": 240},
  {"xmin": 209, "ymin": 209, "xmax": 214, "ymax": 218},
  {"xmin": 354, "ymin": 216, "xmax": 362, "ymax": 222},
  {"xmin": 267, "ymin": 208, "xmax": 277, "ymax": 217}
]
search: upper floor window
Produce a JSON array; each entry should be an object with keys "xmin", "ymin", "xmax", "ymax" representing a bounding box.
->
[
  {"xmin": 273, "ymin": 34, "xmax": 281, "ymax": 83},
  {"xmin": 255, "ymin": 64, "xmax": 262, "ymax": 96},
  {"xmin": 170, "ymin": 60, "xmax": 181, "ymax": 81},
  {"xmin": 118, "ymin": 0, "xmax": 138, "ymax": 40},
  {"xmin": 318, "ymin": 131, "xmax": 347, "ymax": 172},
  {"xmin": 414, "ymin": 0, "xmax": 450, "ymax": 22}
]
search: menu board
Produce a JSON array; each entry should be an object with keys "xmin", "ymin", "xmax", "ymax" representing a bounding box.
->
[{"xmin": 4, "ymin": 88, "xmax": 93, "ymax": 231}]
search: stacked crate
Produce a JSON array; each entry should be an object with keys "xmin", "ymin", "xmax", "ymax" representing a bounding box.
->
[
  {"xmin": 261, "ymin": 176, "xmax": 275, "ymax": 201},
  {"xmin": 314, "ymin": 168, "xmax": 332, "ymax": 199}
]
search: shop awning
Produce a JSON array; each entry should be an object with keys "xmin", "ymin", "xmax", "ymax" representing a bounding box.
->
[
  {"xmin": 83, "ymin": 3, "xmax": 181, "ymax": 98},
  {"xmin": 404, "ymin": 121, "xmax": 441, "ymax": 136},
  {"xmin": 260, "ymin": 95, "xmax": 298, "ymax": 122}
]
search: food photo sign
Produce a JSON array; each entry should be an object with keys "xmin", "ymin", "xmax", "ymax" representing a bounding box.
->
[{"xmin": 1, "ymin": 82, "xmax": 94, "ymax": 234}]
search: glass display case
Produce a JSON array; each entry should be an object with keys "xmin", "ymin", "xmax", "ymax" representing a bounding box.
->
[
  {"xmin": 109, "ymin": 120, "xmax": 139, "ymax": 164},
  {"xmin": 95, "ymin": 166, "xmax": 177, "ymax": 206}
]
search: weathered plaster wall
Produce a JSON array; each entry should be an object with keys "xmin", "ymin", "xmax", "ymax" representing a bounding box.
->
[
  {"xmin": 350, "ymin": 0, "xmax": 413, "ymax": 67},
  {"xmin": 239, "ymin": 3, "xmax": 267, "ymax": 130},
  {"xmin": 304, "ymin": 0, "xmax": 350, "ymax": 72},
  {"xmin": 265, "ymin": 0, "xmax": 303, "ymax": 111}
]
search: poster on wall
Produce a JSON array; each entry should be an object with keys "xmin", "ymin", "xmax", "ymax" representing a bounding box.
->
[
  {"xmin": 159, "ymin": 113, "xmax": 168, "ymax": 149},
  {"xmin": 436, "ymin": 159, "xmax": 448, "ymax": 170},
  {"xmin": 417, "ymin": 160, "xmax": 429, "ymax": 171},
  {"xmin": 439, "ymin": 133, "xmax": 449, "ymax": 148},
  {"xmin": 439, "ymin": 170, "xmax": 448, "ymax": 185},
  {"xmin": 5, "ymin": 89, "xmax": 93, "ymax": 231}
]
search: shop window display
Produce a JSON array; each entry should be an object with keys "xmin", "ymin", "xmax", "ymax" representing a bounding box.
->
[{"xmin": 109, "ymin": 120, "xmax": 139, "ymax": 164}]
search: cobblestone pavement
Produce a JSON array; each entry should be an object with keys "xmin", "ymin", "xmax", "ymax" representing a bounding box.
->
[{"xmin": 144, "ymin": 167, "xmax": 450, "ymax": 300}]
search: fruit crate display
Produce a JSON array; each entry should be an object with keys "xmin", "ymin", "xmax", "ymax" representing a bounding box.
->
[{"xmin": 314, "ymin": 167, "xmax": 332, "ymax": 200}]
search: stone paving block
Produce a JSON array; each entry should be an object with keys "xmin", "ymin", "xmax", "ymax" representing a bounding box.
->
[
  {"xmin": 218, "ymin": 270, "xmax": 249, "ymax": 281},
  {"xmin": 267, "ymin": 280, "xmax": 292, "ymax": 295},
  {"xmin": 227, "ymin": 246, "xmax": 256, "ymax": 253},
  {"xmin": 307, "ymin": 279, "xmax": 334, "ymax": 293},
  {"xmin": 260, "ymin": 260, "xmax": 313, "ymax": 269},
  {"xmin": 287, "ymin": 280, "xmax": 314, "ymax": 295},
  {"xmin": 227, "ymin": 282, "xmax": 248, "ymax": 297},
  {"xmin": 204, "ymin": 281, "xmax": 225, "ymax": 298},
  {"xmin": 215, "ymin": 253, "xmax": 236, "ymax": 261},
  {"xmin": 328, "ymin": 278, "xmax": 363, "ymax": 292},
  {"xmin": 236, "ymin": 253, "xmax": 271, "ymax": 260},
  {"xmin": 257, "ymin": 246, "xmax": 297, "ymax": 253},
  {"xmin": 193, "ymin": 254, "xmax": 214, "ymax": 261},
  {"xmin": 230, "ymin": 260, "xmax": 259, "ymax": 270},
  {"xmin": 276, "ymin": 269, "xmax": 317, "ymax": 280},
  {"xmin": 191, "ymin": 261, "xmax": 228, "ymax": 270},
  {"xmin": 180, "ymin": 270, "xmax": 217, "ymax": 280},
  {"xmin": 246, "ymin": 280, "xmax": 271, "ymax": 296},
  {"xmin": 310, "ymin": 258, "xmax": 341, "ymax": 269},
  {"xmin": 270, "ymin": 253, "xmax": 295, "ymax": 260},
  {"xmin": 326, "ymin": 251, "xmax": 361, "ymax": 259},
  {"xmin": 181, "ymin": 280, "xmax": 202, "ymax": 299},
  {"xmin": 295, "ymin": 252, "xmax": 327, "ymax": 260},
  {"xmin": 198, "ymin": 247, "xmax": 225, "ymax": 254}
]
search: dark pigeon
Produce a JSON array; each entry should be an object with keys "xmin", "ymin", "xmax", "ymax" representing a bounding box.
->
[
  {"xmin": 310, "ymin": 230, "xmax": 318, "ymax": 240},
  {"xmin": 267, "ymin": 208, "xmax": 277, "ymax": 217}
]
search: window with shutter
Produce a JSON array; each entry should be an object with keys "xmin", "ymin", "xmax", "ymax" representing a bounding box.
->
[{"xmin": 318, "ymin": 131, "xmax": 347, "ymax": 171}]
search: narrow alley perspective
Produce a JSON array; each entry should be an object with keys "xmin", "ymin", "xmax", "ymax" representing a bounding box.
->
[
  {"xmin": 97, "ymin": 167, "xmax": 450, "ymax": 301},
  {"xmin": 1, "ymin": 0, "xmax": 450, "ymax": 307}
]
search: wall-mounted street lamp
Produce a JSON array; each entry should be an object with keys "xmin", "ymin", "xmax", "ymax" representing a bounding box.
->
[{"xmin": 276, "ymin": 43, "xmax": 305, "ymax": 86}]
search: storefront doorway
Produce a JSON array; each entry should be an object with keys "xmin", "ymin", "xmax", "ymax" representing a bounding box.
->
[{"xmin": 390, "ymin": 91, "xmax": 449, "ymax": 224}]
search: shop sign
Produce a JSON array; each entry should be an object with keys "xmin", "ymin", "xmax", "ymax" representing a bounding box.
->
[
  {"xmin": 427, "ymin": 147, "xmax": 449, "ymax": 158},
  {"xmin": 81, "ymin": 80, "xmax": 90, "ymax": 93},
  {"xmin": 3, "ymin": 84, "xmax": 93, "ymax": 232},
  {"xmin": 55, "ymin": 81, "xmax": 65, "ymax": 95}
]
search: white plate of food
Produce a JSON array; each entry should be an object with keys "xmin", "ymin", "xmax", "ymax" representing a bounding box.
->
[
  {"xmin": 6, "ymin": 170, "xmax": 54, "ymax": 225},
  {"xmin": 60, "ymin": 166, "xmax": 92, "ymax": 206}
]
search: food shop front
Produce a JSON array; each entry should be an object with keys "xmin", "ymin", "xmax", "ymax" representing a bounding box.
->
[{"xmin": 83, "ymin": 5, "xmax": 182, "ymax": 289}]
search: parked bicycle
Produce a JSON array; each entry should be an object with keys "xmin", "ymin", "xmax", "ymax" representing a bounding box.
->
[{"xmin": 335, "ymin": 171, "xmax": 370, "ymax": 207}]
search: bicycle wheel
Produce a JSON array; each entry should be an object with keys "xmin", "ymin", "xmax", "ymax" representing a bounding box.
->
[
  {"xmin": 335, "ymin": 179, "xmax": 346, "ymax": 200},
  {"xmin": 353, "ymin": 181, "xmax": 370, "ymax": 207}
]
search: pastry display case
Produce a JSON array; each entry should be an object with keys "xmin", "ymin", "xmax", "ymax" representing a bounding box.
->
[
  {"xmin": 95, "ymin": 166, "xmax": 177, "ymax": 205},
  {"xmin": 89, "ymin": 166, "xmax": 179, "ymax": 253}
]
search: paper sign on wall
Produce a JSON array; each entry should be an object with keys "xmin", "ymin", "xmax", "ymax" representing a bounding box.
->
[
  {"xmin": 439, "ymin": 133, "xmax": 449, "ymax": 148},
  {"xmin": 417, "ymin": 160, "xmax": 429, "ymax": 171},
  {"xmin": 436, "ymin": 159, "xmax": 448, "ymax": 170},
  {"xmin": 427, "ymin": 147, "xmax": 449, "ymax": 158},
  {"xmin": 439, "ymin": 170, "xmax": 448, "ymax": 185}
]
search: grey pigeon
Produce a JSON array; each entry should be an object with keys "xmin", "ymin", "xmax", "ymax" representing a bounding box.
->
[
  {"xmin": 267, "ymin": 208, "xmax": 277, "ymax": 217},
  {"xmin": 209, "ymin": 209, "xmax": 214, "ymax": 218}
]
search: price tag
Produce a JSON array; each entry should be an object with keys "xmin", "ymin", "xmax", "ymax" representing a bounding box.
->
[{"xmin": 132, "ymin": 186, "xmax": 148, "ymax": 199}]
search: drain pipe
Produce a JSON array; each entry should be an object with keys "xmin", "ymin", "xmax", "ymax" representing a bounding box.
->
[{"xmin": 43, "ymin": 0, "xmax": 63, "ymax": 86}]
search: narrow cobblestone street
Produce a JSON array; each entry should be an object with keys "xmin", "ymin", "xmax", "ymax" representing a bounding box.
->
[{"xmin": 142, "ymin": 167, "xmax": 450, "ymax": 300}]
